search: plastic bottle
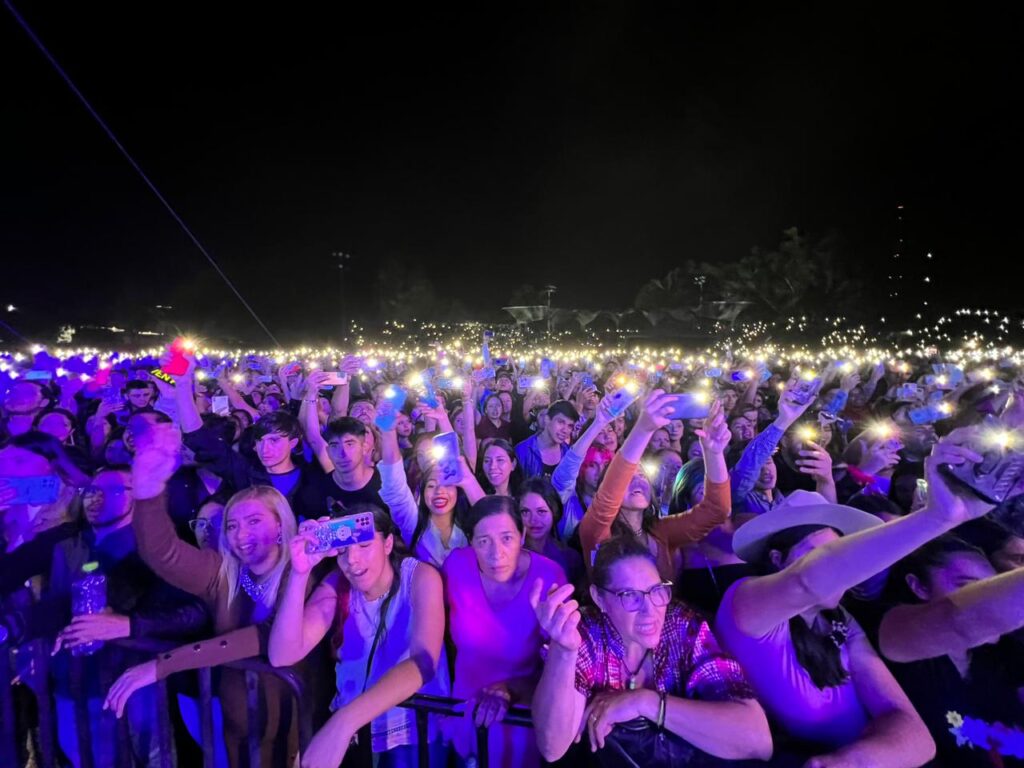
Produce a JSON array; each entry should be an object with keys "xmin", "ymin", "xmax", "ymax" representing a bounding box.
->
[{"xmin": 70, "ymin": 562, "xmax": 107, "ymax": 657}]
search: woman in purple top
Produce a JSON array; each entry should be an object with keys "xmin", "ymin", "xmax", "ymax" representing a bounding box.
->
[
  {"xmin": 442, "ymin": 496, "xmax": 565, "ymax": 768},
  {"xmin": 714, "ymin": 430, "xmax": 995, "ymax": 766}
]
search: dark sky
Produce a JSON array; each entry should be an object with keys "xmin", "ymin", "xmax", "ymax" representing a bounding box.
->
[{"xmin": 3, "ymin": 3, "xmax": 1023, "ymax": 345}]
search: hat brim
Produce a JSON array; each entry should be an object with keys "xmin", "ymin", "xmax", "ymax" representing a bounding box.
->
[{"xmin": 733, "ymin": 502, "xmax": 883, "ymax": 564}]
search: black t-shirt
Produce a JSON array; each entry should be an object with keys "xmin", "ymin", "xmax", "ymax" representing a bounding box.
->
[
  {"xmin": 298, "ymin": 465, "xmax": 384, "ymax": 519},
  {"xmin": 886, "ymin": 635, "xmax": 1024, "ymax": 767}
]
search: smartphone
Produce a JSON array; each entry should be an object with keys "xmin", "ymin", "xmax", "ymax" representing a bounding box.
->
[
  {"xmin": 0, "ymin": 475, "xmax": 61, "ymax": 505},
  {"xmin": 420, "ymin": 380, "xmax": 440, "ymax": 409},
  {"xmin": 663, "ymin": 393, "xmax": 710, "ymax": 420},
  {"xmin": 729, "ymin": 370, "xmax": 748, "ymax": 383},
  {"xmin": 162, "ymin": 338, "xmax": 190, "ymax": 377},
  {"xmin": 940, "ymin": 429, "xmax": 1024, "ymax": 504},
  {"xmin": 25, "ymin": 370, "xmax": 53, "ymax": 381},
  {"xmin": 896, "ymin": 383, "xmax": 922, "ymax": 401},
  {"xmin": 255, "ymin": 375, "xmax": 274, "ymax": 384},
  {"xmin": 517, "ymin": 376, "xmax": 531, "ymax": 392},
  {"xmin": 100, "ymin": 388, "xmax": 124, "ymax": 408},
  {"xmin": 790, "ymin": 377, "xmax": 821, "ymax": 406},
  {"xmin": 148, "ymin": 368, "xmax": 176, "ymax": 387},
  {"xmin": 374, "ymin": 386, "xmax": 407, "ymax": 431},
  {"xmin": 281, "ymin": 362, "xmax": 301, "ymax": 377},
  {"xmin": 705, "ymin": 367, "xmax": 723, "ymax": 379},
  {"xmin": 304, "ymin": 511, "xmax": 376, "ymax": 554},
  {"xmin": 581, "ymin": 373, "xmax": 594, "ymax": 389},
  {"xmin": 472, "ymin": 367, "xmax": 496, "ymax": 383},
  {"xmin": 540, "ymin": 358, "xmax": 554, "ymax": 379},
  {"xmin": 907, "ymin": 404, "xmax": 947, "ymax": 425},
  {"xmin": 321, "ymin": 372, "xmax": 349, "ymax": 387},
  {"xmin": 432, "ymin": 431, "xmax": 463, "ymax": 486},
  {"xmin": 212, "ymin": 395, "xmax": 230, "ymax": 416},
  {"xmin": 608, "ymin": 385, "xmax": 641, "ymax": 418}
]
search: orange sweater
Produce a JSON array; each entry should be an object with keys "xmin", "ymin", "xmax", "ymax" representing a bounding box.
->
[{"xmin": 580, "ymin": 453, "xmax": 731, "ymax": 581}]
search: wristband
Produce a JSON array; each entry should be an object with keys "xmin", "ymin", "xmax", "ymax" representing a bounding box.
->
[{"xmin": 656, "ymin": 691, "xmax": 666, "ymax": 730}]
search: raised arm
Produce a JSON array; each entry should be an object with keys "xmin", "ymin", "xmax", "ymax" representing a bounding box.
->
[
  {"xmin": 131, "ymin": 421, "xmax": 223, "ymax": 600},
  {"xmin": 269, "ymin": 531, "xmax": 340, "ymax": 667},
  {"xmin": 300, "ymin": 563, "xmax": 445, "ymax": 768},
  {"xmin": 879, "ymin": 566, "xmax": 1024, "ymax": 663},
  {"xmin": 377, "ymin": 426, "xmax": 420, "ymax": 545},
  {"xmin": 530, "ymin": 581, "xmax": 587, "ymax": 762},
  {"xmin": 461, "ymin": 379, "xmax": 479, "ymax": 471},
  {"xmin": 652, "ymin": 400, "xmax": 731, "ymax": 547},
  {"xmin": 729, "ymin": 431, "xmax": 995, "ymax": 638},
  {"xmin": 171, "ymin": 354, "xmax": 203, "ymax": 434},
  {"xmin": 217, "ymin": 373, "xmax": 259, "ymax": 421},
  {"xmin": 552, "ymin": 397, "xmax": 613, "ymax": 501},
  {"xmin": 300, "ymin": 371, "xmax": 334, "ymax": 473}
]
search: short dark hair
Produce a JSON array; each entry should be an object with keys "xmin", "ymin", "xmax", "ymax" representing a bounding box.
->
[
  {"xmin": 592, "ymin": 535, "xmax": 657, "ymax": 590},
  {"xmin": 464, "ymin": 495, "xmax": 523, "ymax": 540},
  {"xmin": 546, "ymin": 400, "xmax": 579, "ymax": 423},
  {"xmin": 323, "ymin": 417, "xmax": 367, "ymax": 442},
  {"xmin": 252, "ymin": 411, "xmax": 301, "ymax": 441}
]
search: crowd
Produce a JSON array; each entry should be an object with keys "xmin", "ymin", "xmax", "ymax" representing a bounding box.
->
[{"xmin": 3, "ymin": 338, "xmax": 1024, "ymax": 768}]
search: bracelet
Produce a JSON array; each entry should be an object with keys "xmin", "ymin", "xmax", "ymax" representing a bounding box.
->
[{"xmin": 656, "ymin": 691, "xmax": 667, "ymax": 730}]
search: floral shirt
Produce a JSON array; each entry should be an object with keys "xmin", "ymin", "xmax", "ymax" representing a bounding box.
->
[{"xmin": 573, "ymin": 601, "xmax": 754, "ymax": 703}]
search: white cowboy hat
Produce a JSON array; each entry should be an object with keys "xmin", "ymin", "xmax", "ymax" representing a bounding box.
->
[{"xmin": 732, "ymin": 489, "xmax": 883, "ymax": 563}]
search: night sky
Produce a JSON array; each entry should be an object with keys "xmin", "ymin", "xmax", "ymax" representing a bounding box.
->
[{"xmin": 3, "ymin": 4, "xmax": 1023, "ymax": 345}]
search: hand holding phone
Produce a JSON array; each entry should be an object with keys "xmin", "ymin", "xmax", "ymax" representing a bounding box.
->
[
  {"xmin": 374, "ymin": 386, "xmax": 407, "ymax": 431},
  {"xmin": 431, "ymin": 432, "xmax": 463, "ymax": 486},
  {"xmin": 321, "ymin": 372, "xmax": 349, "ymax": 387},
  {"xmin": 304, "ymin": 512, "xmax": 376, "ymax": 554},
  {"xmin": 663, "ymin": 393, "xmax": 711, "ymax": 420},
  {"xmin": 0, "ymin": 475, "xmax": 61, "ymax": 506}
]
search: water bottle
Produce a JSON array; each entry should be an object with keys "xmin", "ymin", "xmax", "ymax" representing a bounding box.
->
[{"xmin": 70, "ymin": 562, "xmax": 107, "ymax": 657}]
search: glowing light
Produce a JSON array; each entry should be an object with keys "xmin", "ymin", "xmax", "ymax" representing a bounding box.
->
[
  {"xmin": 869, "ymin": 422, "xmax": 894, "ymax": 439},
  {"xmin": 232, "ymin": 374, "xmax": 244, "ymax": 384},
  {"xmin": 407, "ymin": 372, "xmax": 424, "ymax": 387},
  {"xmin": 641, "ymin": 461, "xmax": 659, "ymax": 478},
  {"xmin": 692, "ymin": 390, "xmax": 710, "ymax": 405},
  {"xmin": 937, "ymin": 402, "xmax": 954, "ymax": 415},
  {"xmin": 987, "ymin": 430, "xmax": 1016, "ymax": 450},
  {"xmin": 797, "ymin": 425, "xmax": 818, "ymax": 443},
  {"xmin": 453, "ymin": 377, "xmax": 464, "ymax": 389},
  {"xmin": 430, "ymin": 444, "xmax": 447, "ymax": 461}
]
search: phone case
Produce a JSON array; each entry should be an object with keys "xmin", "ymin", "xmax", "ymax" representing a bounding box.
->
[
  {"xmin": 608, "ymin": 386, "xmax": 640, "ymax": 417},
  {"xmin": 305, "ymin": 512, "xmax": 376, "ymax": 554},
  {"xmin": 374, "ymin": 386, "xmax": 407, "ymax": 430},
  {"xmin": 941, "ymin": 439, "xmax": 1024, "ymax": 504},
  {"xmin": 321, "ymin": 372, "xmax": 348, "ymax": 386},
  {"xmin": 212, "ymin": 396, "xmax": 230, "ymax": 416},
  {"xmin": 790, "ymin": 378, "xmax": 821, "ymax": 406},
  {"xmin": 25, "ymin": 370, "xmax": 54, "ymax": 381},
  {"xmin": 664, "ymin": 394, "xmax": 710, "ymax": 420},
  {"xmin": 432, "ymin": 432, "xmax": 463, "ymax": 485},
  {"xmin": 162, "ymin": 339, "xmax": 190, "ymax": 376},
  {"xmin": 1, "ymin": 475, "xmax": 61, "ymax": 505}
]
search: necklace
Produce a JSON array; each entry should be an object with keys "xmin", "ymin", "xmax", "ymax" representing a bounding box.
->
[
  {"xmin": 240, "ymin": 568, "xmax": 272, "ymax": 602},
  {"xmin": 625, "ymin": 648, "xmax": 651, "ymax": 691}
]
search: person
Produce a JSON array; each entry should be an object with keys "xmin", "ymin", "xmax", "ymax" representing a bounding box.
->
[
  {"xmin": 269, "ymin": 504, "xmax": 450, "ymax": 768},
  {"xmin": 478, "ymin": 439, "xmax": 519, "ymax": 496},
  {"xmin": 0, "ymin": 432, "xmax": 82, "ymax": 588},
  {"xmin": 878, "ymin": 536, "xmax": 1024, "ymax": 766},
  {"xmin": 530, "ymin": 535, "xmax": 772, "ymax": 766},
  {"xmin": 442, "ymin": 496, "xmax": 565, "ymax": 768},
  {"xmin": 477, "ymin": 394, "xmax": 513, "ymax": 441},
  {"xmin": 378, "ymin": 417, "xmax": 482, "ymax": 568},
  {"xmin": 514, "ymin": 400, "xmax": 578, "ymax": 479},
  {"xmin": 517, "ymin": 477, "xmax": 584, "ymax": 587},
  {"xmin": 36, "ymin": 467, "xmax": 207, "ymax": 768},
  {"xmin": 2, "ymin": 380, "xmax": 52, "ymax": 438},
  {"xmin": 579, "ymin": 392, "xmax": 732, "ymax": 582},
  {"xmin": 712, "ymin": 429, "xmax": 997, "ymax": 765},
  {"xmin": 300, "ymin": 406, "xmax": 385, "ymax": 518},
  {"xmin": 550, "ymin": 394, "xmax": 615, "ymax": 539},
  {"xmin": 120, "ymin": 417, "xmax": 330, "ymax": 768}
]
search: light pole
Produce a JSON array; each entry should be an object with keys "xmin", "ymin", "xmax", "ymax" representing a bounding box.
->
[{"xmin": 543, "ymin": 285, "xmax": 557, "ymax": 337}]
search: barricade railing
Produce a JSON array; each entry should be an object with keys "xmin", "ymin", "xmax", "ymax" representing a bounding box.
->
[{"xmin": 3, "ymin": 638, "xmax": 534, "ymax": 768}]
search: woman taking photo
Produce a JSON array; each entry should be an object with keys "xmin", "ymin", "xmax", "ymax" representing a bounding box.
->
[
  {"xmin": 269, "ymin": 504, "xmax": 449, "ymax": 768},
  {"xmin": 443, "ymin": 496, "xmax": 565, "ymax": 768},
  {"xmin": 117, "ymin": 417, "xmax": 328, "ymax": 768}
]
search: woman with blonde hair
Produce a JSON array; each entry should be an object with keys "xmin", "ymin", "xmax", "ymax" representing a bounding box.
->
[{"xmin": 104, "ymin": 419, "xmax": 332, "ymax": 768}]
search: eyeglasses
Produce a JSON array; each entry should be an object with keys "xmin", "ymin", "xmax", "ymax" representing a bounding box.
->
[
  {"xmin": 599, "ymin": 582, "xmax": 673, "ymax": 612},
  {"xmin": 188, "ymin": 518, "xmax": 213, "ymax": 533},
  {"xmin": 78, "ymin": 485, "xmax": 131, "ymax": 498}
]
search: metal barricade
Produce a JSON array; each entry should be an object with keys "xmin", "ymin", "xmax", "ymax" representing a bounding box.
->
[{"xmin": 1, "ymin": 636, "xmax": 310, "ymax": 768}]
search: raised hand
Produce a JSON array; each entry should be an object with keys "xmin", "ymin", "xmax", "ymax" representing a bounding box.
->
[
  {"xmin": 922, "ymin": 428, "xmax": 996, "ymax": 527},
  {"xmin": 695, "ymin": 399, "xmax": 730, "ymax": 455},
  {"xmin": 635, "ymin": 389, "xmax": 676, "ymax": 432},
  {"xmin": 291, "ymin": 518, "xmax": 338, "ymax": 574},
  {"xmin": 797, "ymin": 443, "xmax": 834, "ymax": 483},
  {"xmin": 529, "ymin": 580, "xmax": 581, "ymax": 652},
  {"xmin": 131, "ymin": 420, "xmax": 183, "ymax": 498}
]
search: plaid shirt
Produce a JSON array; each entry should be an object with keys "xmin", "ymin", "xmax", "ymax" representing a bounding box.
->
[{"xmin": 573, "ymin": 602, "xmax": 754, "ymax": 703}]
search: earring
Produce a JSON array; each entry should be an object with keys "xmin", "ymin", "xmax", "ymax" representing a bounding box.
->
[{"xmin": 277, "ymin": 533, "xmax": 283, "ymax": 545}]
